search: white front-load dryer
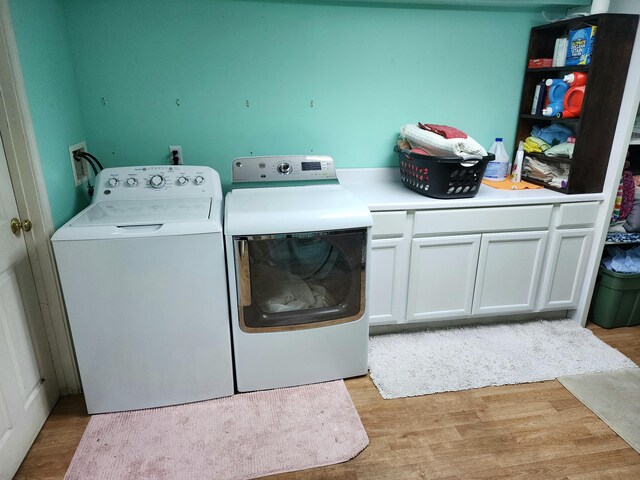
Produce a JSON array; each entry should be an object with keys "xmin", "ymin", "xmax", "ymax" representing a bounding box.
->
[
  {"xmin": 52, "ymin": 166, "xmax": 234, "ymax": 414},
  {"xmin": 225, "ymin": 156, "xmax": 373, "ymax": 392}
]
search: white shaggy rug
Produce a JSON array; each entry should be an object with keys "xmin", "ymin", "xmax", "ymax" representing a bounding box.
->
[{"xmin": 368, "ymin": 319, "xmax": 637, "ymax": 399}]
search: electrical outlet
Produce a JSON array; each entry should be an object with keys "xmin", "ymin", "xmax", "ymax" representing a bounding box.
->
[
  {"xmin": 69, "ymin": 141, "xmax": 88, "ymax": 186},
  {"xmin": 169, "ymin": 145, "xmax": 183, "ymax": 165}
]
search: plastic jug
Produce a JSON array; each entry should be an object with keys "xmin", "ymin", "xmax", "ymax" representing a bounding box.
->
[
  {"xmin": 484, "ymin": 138, "xmax": 510, "ymax": 181},
  {"xmin": 542, "ymin": 79, "xmax": 570, "ymax": 117},
  {"xmin": 561, "ymin": 72, "xmax": 588, "ymax": 119}
]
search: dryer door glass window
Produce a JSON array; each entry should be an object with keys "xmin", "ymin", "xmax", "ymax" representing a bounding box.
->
[{"xmin": 234, "ymin": 228, "xmax": 366, "ymax": 332}]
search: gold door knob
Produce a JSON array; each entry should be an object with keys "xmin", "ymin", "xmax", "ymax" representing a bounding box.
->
[{"xmin": 10, "ymin": 218, "xmax": 32, "ymax": 235}]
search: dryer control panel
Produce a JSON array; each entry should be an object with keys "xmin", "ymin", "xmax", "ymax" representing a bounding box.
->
[
  {"xmin": 232, "ymin": 155, "xmax": 337, "ymax": 183},
  {"xmin": 92, "ymin": 165, "xmax": 223, "ymax": 202}
]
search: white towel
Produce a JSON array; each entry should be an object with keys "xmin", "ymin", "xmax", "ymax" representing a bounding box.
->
[
  {"xmin": 523, "ymin": 157, "xmax": 569, "ymax": 188},
  {"xmin": 400, "ymin": 124, "xmax": 488, "ymax": 159}
]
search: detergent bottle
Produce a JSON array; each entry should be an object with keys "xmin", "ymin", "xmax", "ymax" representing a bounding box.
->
[
  {"xmin": 484, "ymin": 138, "xmax": 510, "ymax": 181},
  {"xmin": 542, "ymin": 79, "xmax": 570, "ymax": 117},
  {"xmin": 560, "ymin": 72, "xmax": 588, "ymax": 118}
]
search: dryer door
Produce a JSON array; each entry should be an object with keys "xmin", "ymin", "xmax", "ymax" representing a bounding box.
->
[{"xmin": 234, "ymin": 228, "xmax": 366, "ymax": 332}]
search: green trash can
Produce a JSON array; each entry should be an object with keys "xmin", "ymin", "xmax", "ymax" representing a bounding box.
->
[{"xmin": 590, "ymin": 266, "xmax": 640, "ymax": 328}]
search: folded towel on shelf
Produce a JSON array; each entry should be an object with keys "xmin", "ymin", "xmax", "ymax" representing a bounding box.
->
[
  {"xmin": 400, "ymin": 124, "xmax": 487, "ymax": 159},
  {"xmin": 545, "ymin": 142, "xmax": 575, "ymax": 159},
  {"xmin": 523, "ymin": 156, "xmax": 569, "ymax": 189},
  {"xmin": 523, "ymin": 136, "xmax": 550, "ymax": 153},
  {"xmin": 532, "ymin": 124, "xmax": 574, "ymax": 145}
]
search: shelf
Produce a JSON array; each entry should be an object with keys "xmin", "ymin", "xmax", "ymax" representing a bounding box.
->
[
  {"xmin": 516, "ymin": 14, "xmax": 638, "ymax": 194},
  {"xmin": 521, "ymin": 175, "xmax": 568, "ymax": 193},
  {"xmin": 520, "ymin": 114, "xmax": 579, "ymax": 126},
  {"xmin": 526, "ymin": 65, "xmax": 590, "ymax": 74}
]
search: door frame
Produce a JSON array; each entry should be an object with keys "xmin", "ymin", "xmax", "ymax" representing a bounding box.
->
[{"xmin": 0, "ymin": 0, "xmax": 80, "ymax": 394}]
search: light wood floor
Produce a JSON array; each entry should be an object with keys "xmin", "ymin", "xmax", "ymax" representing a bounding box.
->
[{"xmin": 14, "ymin": 323, "xmax": 640, "ymax": 480}]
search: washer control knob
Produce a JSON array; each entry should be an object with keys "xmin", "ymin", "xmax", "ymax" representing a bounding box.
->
[
  {"xmin": 194, "ymin": 175, "xmax": 205, "ymax": 185},
  {"xmin": 177, "ymin": 176, "xmax": 188, "ymax": 186},
  {"xmin": 107, "ymin": 178, "xmax": 119, "ymax": 188},
  {"xmin": 149, "ymin": 174, "xmax": 165, "ymax": 189},
  {"xmin": 277, "ymin": 162, "xmax": 292, "ymax": 175},
  {"xmin": 126, "ymin": 177, "xmax": 138, "ymax": 187}
]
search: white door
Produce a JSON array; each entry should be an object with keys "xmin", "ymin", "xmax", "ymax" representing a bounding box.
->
[
  {"xmin": 0, "ymin": 133, "xmax": 58, "ymax": 479},
  {"xmin": 369, "ymin": 237, "xmax": 410, "ymax": 325},
  {"xmin": 472, "ymin": 231, "xmax": 548, "ymax": 316},
  {"xmin": 538, "ymin": 228, "xmax": 594, "ymax": 310},
  {"xmin": 406, "ymin": 235, "xmax": 481, "ymax": 322}
]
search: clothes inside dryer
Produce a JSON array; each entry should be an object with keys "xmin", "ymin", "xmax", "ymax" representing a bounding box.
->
[{"xmin": 235, "ymin": 228, "xmax": 366, "ymax": 331}]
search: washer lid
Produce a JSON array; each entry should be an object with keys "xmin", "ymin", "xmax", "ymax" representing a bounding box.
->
[
  {"xmin": 224, "ymin": 185, "xmax": 372, "ymax": 235},
  {"xmin": 71, "ymin": 197, "xmax": 212, "ymax": 227}
]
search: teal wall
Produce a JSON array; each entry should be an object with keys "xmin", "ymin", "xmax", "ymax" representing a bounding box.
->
[
  {"xmin": 10, "ymin": 0, "xmax": 88, "ymax": 229},
  {"xmin": 62, "ymin": 1, "xmax": 540, "ymax": 183},
  {"xmin": 14, "ymin": 0, "xmax": 544, "ymax": 226}
]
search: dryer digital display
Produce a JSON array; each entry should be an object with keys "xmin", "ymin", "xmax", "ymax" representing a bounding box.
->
[{"xmin": 301, "ymin": 161, "xmax": 321, "ymax": 171}]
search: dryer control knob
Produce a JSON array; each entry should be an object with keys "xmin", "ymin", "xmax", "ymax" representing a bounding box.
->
[
  {"xmin": 107, "ymin": 178, "xmax": 119, "ymax": 188},
  {"xmin": 194, "ymin": 175, "xmax": 205, "ymax": 185},
  {"xmin": 177, "ymin": 176, "xmax": 188, "ymax": 186},
  {"xmin": 150, "ymin": 174, "xmax": 165, "ymax": 189},
  {"xmin": 277, "ymin": 162, "xmax": 292, "ymax": 175},
  {"xmin": 126, "ymin": 177, "xmax": 138, "ymax": 187}
]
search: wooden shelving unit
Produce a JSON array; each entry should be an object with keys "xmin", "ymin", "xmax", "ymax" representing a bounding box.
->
[{"xmin": 514, "ymin": 14, "xmax": 638, "ymax": 194}]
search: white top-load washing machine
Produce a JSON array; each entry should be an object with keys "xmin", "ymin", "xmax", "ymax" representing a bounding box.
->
[
  {"xmin": 225, "ymin": 156, "xmax": 373, "ymax": 392},
  {"xmin": 52, "ymin": 165, "xmax": 233, "ymax": 413}
]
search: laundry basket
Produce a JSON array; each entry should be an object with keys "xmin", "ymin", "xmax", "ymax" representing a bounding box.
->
[{"xmin": 395, "ymin": 147, "xmax": 494, "ymax": 199}]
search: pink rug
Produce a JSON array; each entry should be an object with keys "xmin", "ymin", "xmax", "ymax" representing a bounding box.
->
[{"xmin": 64, "ymin": 381, "xmax": 368, "ymax": 480}]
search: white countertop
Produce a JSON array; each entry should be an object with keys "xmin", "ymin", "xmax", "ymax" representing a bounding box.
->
[{"xmin": 337, "ymin": 168, "xmax": 605, "ymax": 211}]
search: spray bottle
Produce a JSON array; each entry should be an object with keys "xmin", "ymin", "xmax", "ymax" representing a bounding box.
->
[{"xmin": 511, "ymin": 141, "xmax": 524, "ymax": 183}]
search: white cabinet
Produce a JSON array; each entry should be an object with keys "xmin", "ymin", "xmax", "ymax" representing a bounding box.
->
[
  {"xmin": 368, "ymin": 212, "xmax": 411, "ymax": 326},
  {"xmin": 406, "ymin": 235, "xmax": 481, "ymax": 322},
  {"xmin": 537, "ymin": 228, "xmax": 594, "ymax": 310},
  {"xmin": 472, "ymin": 231, "xmax": 548, "ymax": 315},
  {"xmin": 537, "ymin": 202, "xmax": 598, "ymax": 311},
  {"xmin": 366, "ymin": 201, "xmax": 599, "ymax": 327}
]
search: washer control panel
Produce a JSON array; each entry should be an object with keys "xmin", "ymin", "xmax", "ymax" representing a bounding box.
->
[
  {"xmin": 232, "ymin": 155, "xmax": 336, "ymax": 183},
  {"xmin": 93, "ymin": 165, "xmax": 220, "ymax": 201}
]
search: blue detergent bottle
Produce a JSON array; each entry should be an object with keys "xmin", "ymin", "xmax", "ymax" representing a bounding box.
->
[{"xmin": 542, "ymin": 79, "xmax": 570, "ymax": 117}]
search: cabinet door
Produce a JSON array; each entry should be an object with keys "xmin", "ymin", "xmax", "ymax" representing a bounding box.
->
[
  {"xmin": 406, "ymin": 235, "xmax": 481, "ymax": 322},
  {"xmin": 369, "ymin": 237, "xmax": 410, "ymax": 326},
  {"xmin": 538, "ymin": 228, "xmax": 594, "ymax": 310},
  {"xmin": 472, "ymin": 231, "xmax": 548, "ymax": 315}
]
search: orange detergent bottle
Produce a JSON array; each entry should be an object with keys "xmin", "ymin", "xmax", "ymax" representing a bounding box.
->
[{"xmin": 561, "ymin": 72, "xmax": 588, "ymax": 119}]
